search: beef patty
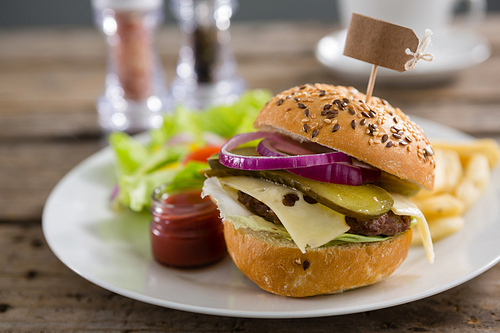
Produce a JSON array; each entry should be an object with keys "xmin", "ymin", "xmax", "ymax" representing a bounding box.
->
[
  {"xmin": 236, "ymin": 190, "xmax": 411, "ymax": 237},
  {"xmin": 237, "ymin": 190, "xmax": 281, "ymax": 224},
  {"xmin": 344, "ymin": 211, "xmax": 411, "ymax": 236}
]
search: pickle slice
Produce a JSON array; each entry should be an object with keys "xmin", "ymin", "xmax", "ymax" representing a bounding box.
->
[
  {"xmin": 374, "ymin": 171, "xmax": 422, "ymax": 197},
  {"xmin": 204, "ymin": 154, "xmax": 393, "ymax": 219}
]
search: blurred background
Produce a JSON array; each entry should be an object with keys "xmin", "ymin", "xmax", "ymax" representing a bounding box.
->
[
  {"xmin": 1, "ymin": 0, "xmax": 499, "ymax": 136},
  {"xmin": 2, "ymin": 1, "xmax": 500, "ymax": 329},
  {"xmin": 1, "ymin": 0, "xmax": 499, "ymax": 27}
]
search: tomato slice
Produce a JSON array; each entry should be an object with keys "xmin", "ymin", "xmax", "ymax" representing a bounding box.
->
[{"xmin": 184, "ymin": 146, "xmax": 221, "ymax": 164}]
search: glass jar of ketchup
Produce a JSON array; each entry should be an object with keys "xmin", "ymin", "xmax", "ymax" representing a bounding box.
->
[{"xmin": 150, "ymin": 184, "xmax": 226, "ymax": 268}]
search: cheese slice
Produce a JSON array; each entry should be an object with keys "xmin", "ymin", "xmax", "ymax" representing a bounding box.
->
[
  {"xmin": 218, "ymin": 176, "xmax": 350, "ymax": 253},
  {"xmin": 391, "ymin": 193, "xmax": 435, "ymax": 263}
]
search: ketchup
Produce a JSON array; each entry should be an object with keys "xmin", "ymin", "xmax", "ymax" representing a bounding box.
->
[{"xmin": 150, "ymin": 186, "xmax": 226, "ymax": 268}]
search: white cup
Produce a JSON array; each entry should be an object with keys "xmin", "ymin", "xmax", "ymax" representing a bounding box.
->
[{"xmin": 338, "ymin": 0, "xmax": 486, "ymax": 36}]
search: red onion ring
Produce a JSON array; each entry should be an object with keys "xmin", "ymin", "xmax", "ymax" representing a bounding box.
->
[
  {"xmin": 257, "ymin": 139, "xmax": 362, "ymax": 185},
  {"xmin": 258, "ymin": 138, "xmax": 381, "ymax": 185},
  {"xmin": 256, "ymin": 138, "xmax": 350, "ymax": 162},
  {"xmin": 351, "ymin": 159, "xmax": 382, "ymax": 183},
  {"xmin": 219, "ymin": 132, "xmax": 352, "ymax": 170},
  {"xmin": 219, "ymin": 132, "xmax": 381, "ymax": 185},
  {"xmin": 258, "ymin": 137, "xmax": 315, "ymax": 156},
  {"xmin": 289, "ymin": 163, "xmax": 364, "ymax": 185}
]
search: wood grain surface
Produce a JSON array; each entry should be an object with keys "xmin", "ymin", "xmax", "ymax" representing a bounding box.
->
[{"xmin": 0, "ymin": 15, "xmax": 499, "ymax": 332}]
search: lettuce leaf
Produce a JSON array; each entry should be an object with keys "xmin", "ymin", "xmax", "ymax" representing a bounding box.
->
[
  {"xmin": 164, "ymin": 161, "xmax": 209, "ymax": 194},
  {"xmin": 109, "ymin": 89, "xmax": 272, "ymax": 212},
  {"xmin": 323, "ymin": 217, "xmax": 417, "ymax": 246},
  {"xmin": 198, "ymin": 89, "xmax": 271, "ymax": 138},
  {"xmin": 108, "ymin": 132, "xmax": 150, "ymax": 177},
  {"xmin": 149, "ymin": 104, "xmax": 204, "ymax": 149},
  {"xmin": 229, "ymin": 216, "xmax": 417, "ymax": 247},
  {"xmin": 227, "ymin": 214, "xmax": 291, "ymax": 239},
  {"xmin": 148, "ymin": 89, "xmax": 271, "ymax": 149},
  {"xmin": 118, "ymin": 168, "xmax": 180, "ymax": 212},
  {"xmin": 227, "ymin": 214, "xmax": 400, "ymax": 246}
]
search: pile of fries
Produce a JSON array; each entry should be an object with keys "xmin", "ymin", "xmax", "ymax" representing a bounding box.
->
[{"xmin": 412, "ymin": 139, "xmax": 500, "ymax": 244}]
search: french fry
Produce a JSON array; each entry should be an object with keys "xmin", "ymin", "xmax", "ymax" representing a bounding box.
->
[
  {"xmin": 413, "ymin": 148, "xmax": 462, "ymax": 199},
  {"xmin": 440, "ymin": 149, "xmax": 463, "ymax": 193},
  {"xmin": 432, "ymin": 139, "xmax": 500, "ymax": 168},
  {"xmin": 412, "ymin": 138, "xmax": 499, "ymax": 244},
  {"xmin": 454, "ymin": 153, "xmax": 490, "ymax": 210},
  {"xmin": 412, "ymin": 193, "xmax": 465, "ymax": 219}
]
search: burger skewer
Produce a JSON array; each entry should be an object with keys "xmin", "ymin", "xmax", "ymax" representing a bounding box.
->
[{"xmin": 201, "ymin": 14, "xmax": 437, "ymax": 297}]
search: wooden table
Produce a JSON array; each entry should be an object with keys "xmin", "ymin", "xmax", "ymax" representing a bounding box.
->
[{"xmin": 1, "ymin": 15, "xmax": 499, "ymax": 331}]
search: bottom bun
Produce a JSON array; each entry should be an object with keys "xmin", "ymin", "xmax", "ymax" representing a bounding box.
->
[{"xmin": 223, "ymin": 220, "xmax": 412, "ymax": 297}]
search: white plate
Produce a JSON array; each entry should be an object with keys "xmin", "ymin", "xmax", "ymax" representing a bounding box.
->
[
  {"xmin": 42, "ymin": 116, "xmax": 500, "ymax": 318},
  {"xmin": 316, "ymin": 28, "xmax": 491, "ymax": 85}
]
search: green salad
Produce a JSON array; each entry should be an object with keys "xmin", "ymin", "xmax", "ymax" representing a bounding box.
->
[{"xmin": 109, "ymin": 89, "xmax": 272, "ymax": 212}]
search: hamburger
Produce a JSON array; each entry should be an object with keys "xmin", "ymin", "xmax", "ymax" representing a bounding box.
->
[{"xmin": 202, "ymin": 83, "xmax": 435, "ymax": 297}]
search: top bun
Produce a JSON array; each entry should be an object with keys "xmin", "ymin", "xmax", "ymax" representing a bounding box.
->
[{"xmin": 254, "ymin": 84, "xmax": 435, "ymax": 189}]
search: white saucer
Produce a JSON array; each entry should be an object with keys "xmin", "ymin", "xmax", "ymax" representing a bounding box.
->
[{"xmin": 315, "ymin": 28, "xmax": 491, "ymax": 85}]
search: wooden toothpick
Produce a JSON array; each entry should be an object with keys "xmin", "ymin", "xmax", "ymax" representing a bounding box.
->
[{"xmin": 365, "ymin": 64, "xmax": 378, "ymax": 102}]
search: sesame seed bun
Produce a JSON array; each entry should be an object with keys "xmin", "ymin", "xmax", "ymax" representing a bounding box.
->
[
  {"xmin": 223, "ymin": 220, "xmax": 412, "ymax": 297},
  {"xmin": 254, "ymin": 84, "xmax": 435, "ymax": 189}
]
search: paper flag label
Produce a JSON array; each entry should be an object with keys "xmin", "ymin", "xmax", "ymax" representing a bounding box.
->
[{"xmin": 343, "ymin": 13, "xmax": 419, "ymax": 72}]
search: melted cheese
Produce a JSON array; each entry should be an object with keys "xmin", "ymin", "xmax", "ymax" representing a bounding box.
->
[
  {"xmin": 218, "ymin": 176, "xmax": 350, "ymax": 253},
  {"xmin": 391, "ymin": 193, "xmax": 435, "ymax": 263}
]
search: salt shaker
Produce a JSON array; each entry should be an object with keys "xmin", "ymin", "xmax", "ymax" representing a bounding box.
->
[
  {"xmin": 170, "ymin": 0, "xmax": 245, "ymax": 110},
  {"xmin": 92, "ymin": 0, "xmax": 171, "ymax": 133}
]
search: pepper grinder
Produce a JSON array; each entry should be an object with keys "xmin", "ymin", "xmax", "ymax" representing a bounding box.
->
[
  {"xmin": 92, "ymin": 0, "xmax": 171, "ymax": 133},
  {"xmin": 170, "ymin": 0, "xmax": 245, "ymax": 110}
]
